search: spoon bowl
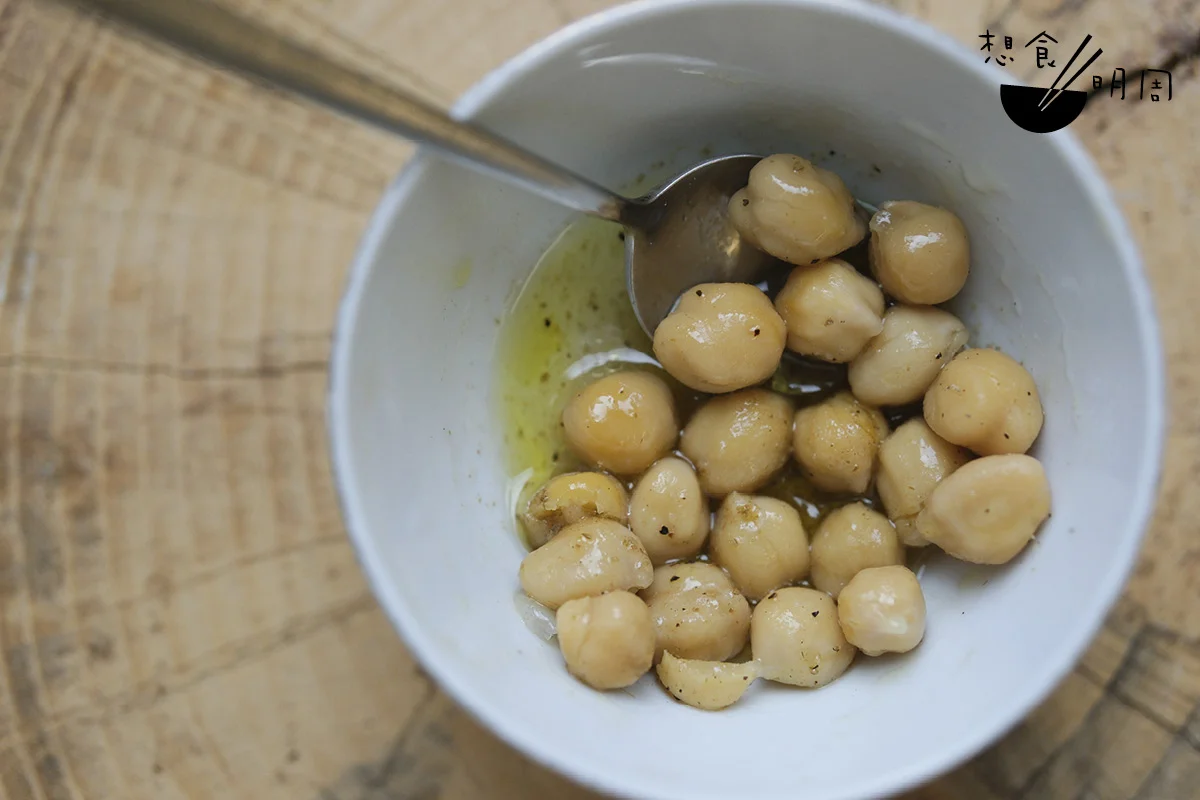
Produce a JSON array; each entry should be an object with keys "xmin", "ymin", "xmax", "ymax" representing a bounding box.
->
[{"xmin": 622, "ymin": 154, "xmax": 774, "ymax": 334}]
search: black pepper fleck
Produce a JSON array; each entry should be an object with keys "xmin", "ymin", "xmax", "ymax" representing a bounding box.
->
[
  {"xmin": 935, "ymin": 353, "xmax": 942, "ymax": 360},
  {"xmin": 767, "ymin": 591, "xmax": 777, "ymax": 600},
  {"xmin": 660, "ymin": 525, "xmax": 670, "ymax": 535},
  {"xmin": 543, "ymin": 318, "xmax": 551, "ymax": 327},
  {"xmin": 1004, "ymin": 433, "xmax": 1010, "ymax": 439},
  {"xmin": 670, "ymin": 575, "xmax": 681, "ymax": 582},
  {"xmin": 741, "ymin": 198, "xmax": 750, "ymax": 206},
  {"xmin": 753, "ymin": 328, "xmax": 761, "ymax": 337},
  {"xmin": 696, "ymin": 289, "xmax": 704, "ymax": 297},
  {"xmin": 812, "ymin": 610, "xmax": 819, "ymax": 617},
  {"xmin": 618, "ymin": 231, "xmax": 626, "ymax": 241}
]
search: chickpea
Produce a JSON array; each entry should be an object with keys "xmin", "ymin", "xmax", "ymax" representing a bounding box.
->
[
  {"xmin": 556, "ymin": 590, "xmax": 657, "ymax": 690},
  {"xmin": 876, "ymin": 419, "xmax": 972, "ymax": 547},
  {"xmin": 652, "ymin": 283, "xmax": 786, "ymax": 394},
  {"xmin": 522, "ymin": 471, "xmax": 629, "ymax": 549},
  {"xmin": 923, "ymin": 348, "xmax": 1044, "ymax": 455},
  {"xmin": 837, "ymin": 566, "xmax": 926, "ymax": 656},
  {"xmin": 561, "ymin": 370, "xmax": 678, "ymax": 475},
  {"xmin": 868, "ymin": 200, "xmax": 970, "ymax": 305},
  {"xmin": 848, "ymin": 305, "xmax": 970, "ymax": 407},
  {"xmin": 640, "ymin": 562, "xmax": 751, "ymax": 663},
  {"xmin": 773, "ymin": 259, "xmax": 885, "ymax": 363},
  {"xmin": 810, "ymin": 502, "xmax": 904, "ymax": 598},
  {"xmin": 519, "ymin": 518, "xmax": 653, "ymax": 609},
  {"xmin": 629, "ymin": 457, "xmax": 709, "ymax": 565},
  {"xmin": 751, "ymin": 587, "xmax": 856, "ymax": 688},
  {"xmin": 711, "ymin": 493, "xmax": 809, "ymax": 601},
  {"xmin": 792, "ymin": 391, "xmax": 888, "ymax": 495},
  {"xmin": 729, "ymin": 154, "xmax": 867, "ymax": 266},
  {"xmin": 917, "ymin": 454, "xmax": 1051, "ymax": 565},
  {"xmin": 656, "ymin": 652, "xmax": 760, "ymax": 711},
  {"xmin": 680, "ymin": 389, "xmax": 793, "ymax": 497}
]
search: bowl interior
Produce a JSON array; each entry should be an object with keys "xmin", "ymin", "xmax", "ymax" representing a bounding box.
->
[{"xmin": 329, "ymin": 2, "xmax": 1162, "ymax": 799}]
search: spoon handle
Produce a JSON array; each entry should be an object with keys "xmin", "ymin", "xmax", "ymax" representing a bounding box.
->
[{"xmin": 68, "ymin": 0, "xmax": 628, "ymax": 221}]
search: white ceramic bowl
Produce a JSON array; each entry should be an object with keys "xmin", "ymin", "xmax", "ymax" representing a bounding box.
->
[{"xmin": 328, "ymin": 1, "xmax": 1165, "ymax": 798}]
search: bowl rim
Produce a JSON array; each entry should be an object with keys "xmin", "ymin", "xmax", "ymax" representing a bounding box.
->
[{"xmin": 326, "ymin": 1, "xmax": 1167, "ymax": 797}]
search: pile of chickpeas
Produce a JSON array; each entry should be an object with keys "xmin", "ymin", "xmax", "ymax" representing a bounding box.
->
[{"xmin": 516, "ymin": 153, "xmax": 1052, "ymax": 710}]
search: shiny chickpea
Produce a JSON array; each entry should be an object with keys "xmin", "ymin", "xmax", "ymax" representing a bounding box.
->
[
  {"xmin": 629, "ymin": 457, "xmax": 709, "ymax": 565},
  {"xmin": 868, "ymin": 201, "xmax": 970, "ymax": 304},
  {"xmin": 561, "ymin": 370, "xmax": 678, "ymax": 475},
  {"xmin": 711, "ymin": 493, "xmax": 809, "ymax": 601},
  {"xmin": 640, "ymin": 562, "xmax": 751, "ymax": 663},
  {"xmin": 556, "ymin": 591, "xmax": 657, "ymax": 690},
  {"xmin": 773, "ymin": 259, "xmax": 885, "ymax": 363},
  {"xmin": 522, "ymin": 471, "xmax": 629, "ymax": 549},
  {"xmin": 729, "ymin": 154, "xmax": 867, "ymax": 266},
  {"xmin": 876, "ymin": 419, "xmax": 972, "ymax": 547},
  {"xmin": 923, "ymin": 348, "xmax": 1044, "ymax": 455},
  {"xmin": 656, "ymin": 652, "xmax": 760, "ymax": 711},
  {"xmin": 653, "ymin": 283, "xmax": 786, "ymax": 394},
  {"xmin": 519, "ymin": 518, "xmax": 653, "ymax": 609},
  {"xmin": 680, "ymin": 389, "xmax": 793, "ymax": 497},
  {"xmin": 751, "ymin": 587, "xmax": 856, "ymax": 688},
  {"xmin": 837, "ymin": 566, "xmax": 926, "ymax": 656},
  {"xmin": 848, "ymin": 305, "xmax": 969, "ymax": 407},
  {"xmin": 917, "ymin": 454, "xmax": 1051, "ymax": 565},
  {"xmin": 810, "ymin": 502, "xmax": 905, "ymax": 598},
  {"xmin": 792, "ymin": 391, "xmax": 888, "ymax": 495}
]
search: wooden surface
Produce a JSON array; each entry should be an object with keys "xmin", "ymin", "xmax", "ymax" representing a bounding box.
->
[{"xmin": 0, "ymin": 0, "xmax": 1196, "ymax": 797}]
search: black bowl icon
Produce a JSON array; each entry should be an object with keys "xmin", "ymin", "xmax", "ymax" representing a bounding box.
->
[{"xmin": 1000, "ymin": 84, "xmax": 1089, "ymax": 133}]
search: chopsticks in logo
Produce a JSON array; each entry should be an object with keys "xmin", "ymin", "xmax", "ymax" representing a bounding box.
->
[{"xmin": 1038, "ymin": 35, "xmax": 1103, "ymax": 111}]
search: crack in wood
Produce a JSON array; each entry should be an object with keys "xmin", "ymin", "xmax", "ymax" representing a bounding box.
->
[
  {"xmin": 0, "ymin": 593, "xmax": 378, "ymax": 752},
  {"xmin": 0, "ymin": 354, "xmax": 328, "ymax": 380},
  {"xmin": 313, "ymin": 683, "xmax": 458, "ymax": 800},
  {"xmin": 107, "ymin": 533, "xmax": 349, "ymax": 613}
]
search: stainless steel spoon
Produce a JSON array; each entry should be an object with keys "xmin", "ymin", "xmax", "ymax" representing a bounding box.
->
[{"xmin": 68, "ymin": 0, "xmax": 773, "ymax": 335}]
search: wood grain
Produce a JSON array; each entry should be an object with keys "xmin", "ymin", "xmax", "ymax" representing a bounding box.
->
[{"xmin": 0, "ymin": 0, "xmax": 1195, "ymax": 797}]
